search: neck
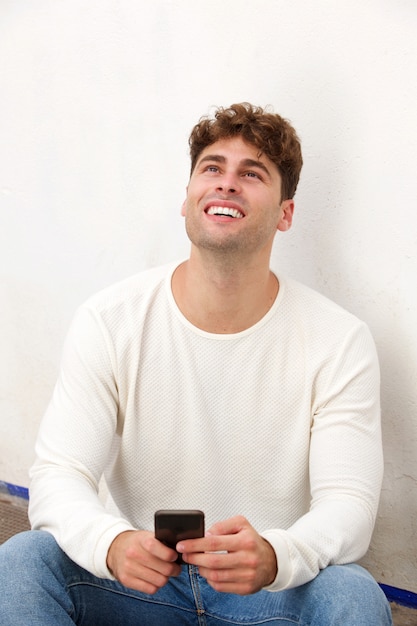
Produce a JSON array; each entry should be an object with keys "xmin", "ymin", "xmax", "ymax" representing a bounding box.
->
[{"xmin": 171, "ymin": 249, "xmax": 279, "ymax": 333}]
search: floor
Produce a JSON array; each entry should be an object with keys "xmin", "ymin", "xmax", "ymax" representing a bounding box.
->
[{"xmin": 0, "ymin": 497, "xmax": 416, "ymax": 624}]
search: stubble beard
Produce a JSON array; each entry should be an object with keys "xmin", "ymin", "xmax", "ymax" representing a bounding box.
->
[{"xmin": 184, "ymin": 212, "xmax": 277, "ymax": 261}]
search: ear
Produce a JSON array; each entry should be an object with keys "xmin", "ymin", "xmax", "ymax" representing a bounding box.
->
[
  {"xmin": 277, "ymin": 199, "xmax": 294, "ymax": 232},
  {"xmin": 181, "ymin": 187, "xmax": 188, "ymax": 216}
]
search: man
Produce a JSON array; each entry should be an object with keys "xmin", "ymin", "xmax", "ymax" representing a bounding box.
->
[{"xmin": 0, "ymin": 103, "xmax": 392, "ymax": 624}]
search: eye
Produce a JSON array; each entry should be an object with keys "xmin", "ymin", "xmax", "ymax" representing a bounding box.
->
[
  {"xmin": 244, "ymin": 171, "xmax": 261, "ymax": 179},
  {"xmin": 204, "ymin": 165, "xmax": 219, "ymax": 173}
]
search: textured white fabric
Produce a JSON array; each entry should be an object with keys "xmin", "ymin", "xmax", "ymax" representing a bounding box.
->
[{"xmin": 29, "ymin": 261, "xmax": 383, "ymax": 591}]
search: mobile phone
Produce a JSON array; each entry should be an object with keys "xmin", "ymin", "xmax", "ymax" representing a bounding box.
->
[{"xmin": 154, "ymin": 509, "xmax": 205, "ymax": 564}]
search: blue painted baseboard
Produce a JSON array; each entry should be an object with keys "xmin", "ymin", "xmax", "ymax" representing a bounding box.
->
[
  {"xmin": 1, "ymin": 480, "xmax": 416, "ymax": 609},
  {"xmin": 379, "ymin": 583, "xmax": 417, "ymax": 609},
  {"xmin": 0, "ymin": 481, "xmax": 29, "ymax": 500}
]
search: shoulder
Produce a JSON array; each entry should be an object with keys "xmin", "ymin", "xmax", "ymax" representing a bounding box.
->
[
  {"xmin": 277, "ymin": 276, "xmax": 374, "ymax": 346},
  {"xmin": 68, "ymin": 261, "xmax": 180, "ymax": 341},
  {"xmin": 276, "ymin": 278, "xmax": 380, "ymax": 396},
  {"xmin": 83, "ymin": 261, "xmax": 178, "ymax": 314},
  {"xmin": 280, "ymin": 276, "xmax": 360, "ymax": 321}
]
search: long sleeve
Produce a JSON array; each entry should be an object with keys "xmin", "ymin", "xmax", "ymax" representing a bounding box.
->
[
  {"xmin": 262, "ymin": 321, "xmax": 383, "ymax": 590},
  {"xmin": 29, "ymin": 268, "xmax": 384, "ymax": 589},
  {"xmin": 29, "ymin": 304, "xmax": 134, "ymax": 578}
]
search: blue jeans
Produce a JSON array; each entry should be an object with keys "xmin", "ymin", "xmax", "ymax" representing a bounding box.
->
[{"xmin": 0, "ymin": 531, "xmax": 392, "ymax": 625}]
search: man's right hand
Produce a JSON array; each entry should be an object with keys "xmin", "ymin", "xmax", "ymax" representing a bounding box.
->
[{"xmin": 106, "ymin": 530, "xmax": 181, "ymax": 594}]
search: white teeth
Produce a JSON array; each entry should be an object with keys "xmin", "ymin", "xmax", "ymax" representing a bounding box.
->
[{"xmin": 207, "ymin": 206, "xmax": 244, "ymax": 219}]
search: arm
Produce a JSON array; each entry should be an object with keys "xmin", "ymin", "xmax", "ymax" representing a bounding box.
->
[
  {"xmin": 181, "ymin": 322, "xmax": 383, "ymax": 593},
  {"xmin": 264, "ymin": 321, "xmax": 383, "ymax": 589},
  {"xmin": 29, "ymin": 305, "xmax": 134, "ymax": 578}
]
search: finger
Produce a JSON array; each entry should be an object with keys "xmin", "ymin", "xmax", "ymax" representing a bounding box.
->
[
  {"xmin": 177, "ymin": 516, "xmax": 250, "ymax": 556},
  {"xmin": 125, "ymin": 538, "xmax": 181, "ymax": 580},
  {"xmin": 118, "ymin": 565, "xmax": 171, "ymax": 595},
  {"xmin": 198, "ymin": 565, "xmax": 260, "ymax": 596},
  {"xmin": 199, "ymin": 563, "xmax": 250, "ymax": 583},
  {"xmin": 207, "ymin": 515, "xmax": 249, "ymax": 537},
  {"xmin": 118, "ymin": 551, "xmax": 181, "ymax": 593},
  {"xmin": 206, "ymin": 579, "xmax": 256, "ymax": 596},
  {"xmin": 147, "ymin": 535, "xmax": 181, "ymax": 564},
  {"xmin": 183, "ymin": 550, "xmax": 236, "ymax": 570},
  {"xmin": 177, "ymin": 532, "xmax": 239, "ymax": 557}
]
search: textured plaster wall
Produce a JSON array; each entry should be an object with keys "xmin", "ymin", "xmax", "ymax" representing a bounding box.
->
[{"xmin": 1, "ymin": 0, "xmax": 416, "ymax": 592}]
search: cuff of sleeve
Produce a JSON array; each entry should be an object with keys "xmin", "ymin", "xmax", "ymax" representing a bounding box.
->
[
  {"xmin": 93, "ymin": 520, "xmax": 136, "ymax": 579},
  {"xmin": 260, "ymin": 530, "xmax": 292, "ymax": 591}
]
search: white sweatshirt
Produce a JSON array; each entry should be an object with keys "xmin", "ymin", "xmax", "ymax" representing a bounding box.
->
[{"xmin": 29, "ymin": 262, "xmax": 383, "ymax": 591}]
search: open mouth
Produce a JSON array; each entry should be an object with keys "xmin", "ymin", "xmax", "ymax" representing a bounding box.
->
[{"xmin": 206, "ymin": 206, "xmax": 244, "ymax": 219}]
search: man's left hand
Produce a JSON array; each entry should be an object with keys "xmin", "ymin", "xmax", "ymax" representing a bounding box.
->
[{"xmin": 176, "ymin": 515, "xmax": 277, "ymax": 595}]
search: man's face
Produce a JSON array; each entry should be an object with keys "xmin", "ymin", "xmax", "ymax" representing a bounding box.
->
[{"xmin": 182, "ymin": 136, "xmax": 293, "ymax": 257}]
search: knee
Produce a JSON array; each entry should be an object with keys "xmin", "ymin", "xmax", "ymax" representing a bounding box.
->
[
  {"xmin": 312, "ymin": 564, "xmax": 392, "ymax": 624},
  {"xmin": 320, "ymin": 563, "xmax": 382, "ymax": 597},
  {"xmin": 0, "ymin": 530, "xmax": 59, "ymax": 569}
]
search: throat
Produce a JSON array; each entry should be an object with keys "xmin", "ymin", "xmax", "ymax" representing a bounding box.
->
[{"xmin": 172, "ymin": 263, "xmax": 279, "ymax": 333}]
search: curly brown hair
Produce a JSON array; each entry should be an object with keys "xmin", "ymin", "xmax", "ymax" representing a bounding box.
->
[{"xmin": 189, "ymin": 102, "xmax": 303, "ymax": 200}]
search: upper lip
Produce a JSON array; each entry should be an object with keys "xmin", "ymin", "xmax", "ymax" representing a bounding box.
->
[{"xmin": 203, "ymin": 199, "xmax": 246, "ymax": 216}]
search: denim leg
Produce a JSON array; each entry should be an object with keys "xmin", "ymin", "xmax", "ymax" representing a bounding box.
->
[
  {"xmin": 0, "ymin": 533, "xmax": 392, "ymax": 626},
  {"xmin": 0, "ymin": 530, "xmax": 201, "ymax": 626},
  {"xmin": 286, "ymin": 564, "xmax": 393, "ymax": 626},
  {"xmin": 199, "ymin": 563, "xmax": 393, "ymax": 626},
  {"xmin": 0, "ymin": 531, "xmax": 77, "ymax": 625}
]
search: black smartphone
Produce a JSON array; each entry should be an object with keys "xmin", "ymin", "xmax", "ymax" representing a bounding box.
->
[{"xmin": 154, "ymin": 509, "xmax": 205, "ymax": 564}]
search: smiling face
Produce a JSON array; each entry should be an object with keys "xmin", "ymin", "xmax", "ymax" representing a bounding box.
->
[{"xmin": 182, "ymin": 136, "xmax": 294, "ymax": 259}]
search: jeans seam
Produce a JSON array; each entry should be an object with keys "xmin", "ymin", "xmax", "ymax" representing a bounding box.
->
[
  {"xmin": 67, "ymin": 580, "xmax": 197, "ymax": 615},
  {"xmin": 188, "ymin": 565, "xmax": 206, "ymax": 625},
  {"xmin": 205, "ymin": 616, "xmax": 299, "ymax": 625}
]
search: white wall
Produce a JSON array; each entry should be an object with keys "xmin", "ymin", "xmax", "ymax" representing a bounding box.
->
[{"xmin": 1, "ymin": 0, "xmax": 416, "ymax": 592}]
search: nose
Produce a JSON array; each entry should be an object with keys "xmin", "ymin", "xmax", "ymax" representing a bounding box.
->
[{"xmin": 216, "ymin": 172, "xmax": 241, "ymax": 194}]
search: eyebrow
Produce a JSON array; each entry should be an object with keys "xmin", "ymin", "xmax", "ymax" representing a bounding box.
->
[{"xmin": 197, "ymin": 154, "xmax": 273, "ymax": 179}]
